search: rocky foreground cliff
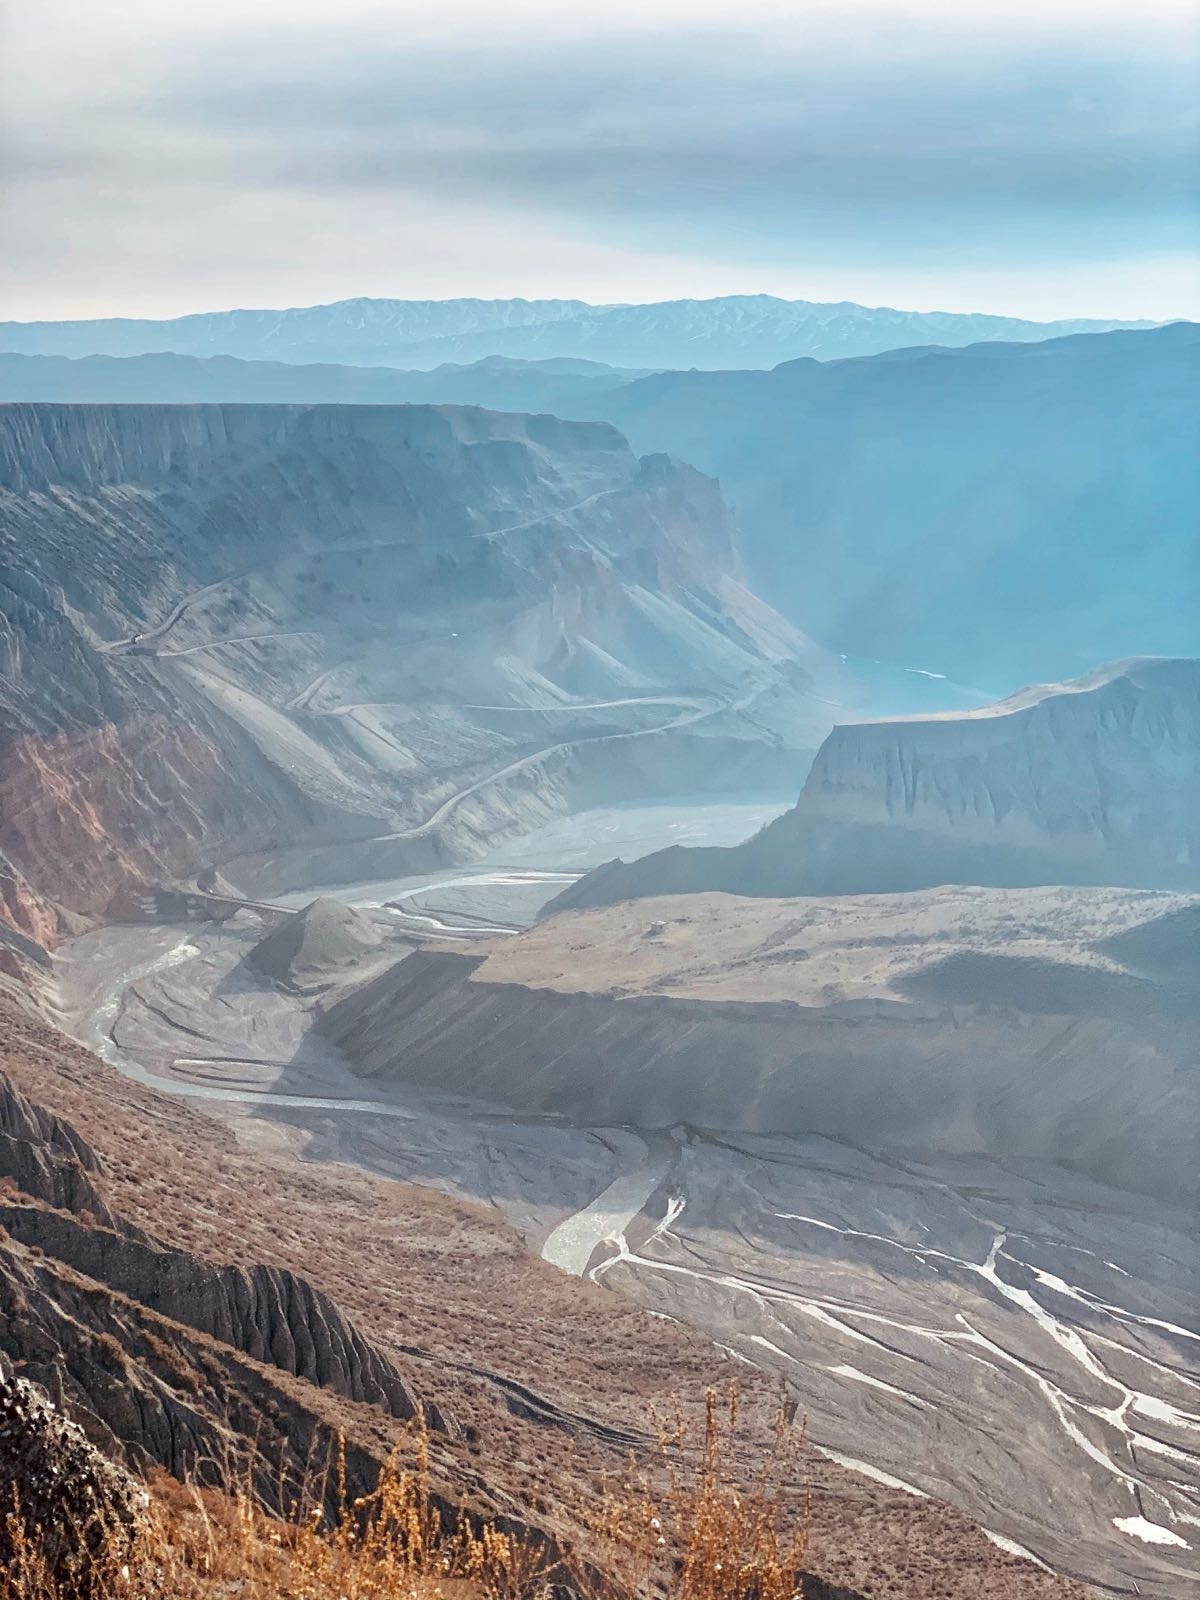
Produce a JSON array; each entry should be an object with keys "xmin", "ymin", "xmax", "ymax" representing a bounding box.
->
[
  {"xmin": 0, "ymin": 998, "xmax": 1094, "ymax": 1600},
  {"xmin": 0, "ymin": 401, "xmax": 829, "ymax": 947}
]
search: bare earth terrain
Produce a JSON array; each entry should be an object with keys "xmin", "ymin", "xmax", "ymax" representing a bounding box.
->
[
  {"xmin": 49, "ymin": 849, "xmax": 1200, "ymax": 1597},
  {"xmin": 1, "ymin": 995, "xmax": 1101, "ymax": 1600},
  {"xmin": 2, "ymin": 399, "xmax": 1195, "ymax": 1599}
]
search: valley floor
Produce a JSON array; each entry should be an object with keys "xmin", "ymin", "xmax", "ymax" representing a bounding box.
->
[{"xmin": 49, "ymin": 797, "xmax": 1200, "ymax": 1600}]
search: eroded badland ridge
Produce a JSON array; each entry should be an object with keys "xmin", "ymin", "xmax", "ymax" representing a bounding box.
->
[{"xmin": 0, "ymin": 400, "xmax": 823, "ymax": 945}]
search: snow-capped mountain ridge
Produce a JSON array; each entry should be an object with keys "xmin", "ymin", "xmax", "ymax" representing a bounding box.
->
[{"xmin": 0, "ymin": 294, "xmax": 1155, "ymax": 370}]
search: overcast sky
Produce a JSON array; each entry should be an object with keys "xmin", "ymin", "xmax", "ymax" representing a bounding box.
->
[{"xmin": 2, "ymin": 0, "xmax": 1198, "ymax": 321}]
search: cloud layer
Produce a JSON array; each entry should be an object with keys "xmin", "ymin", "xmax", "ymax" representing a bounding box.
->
[{"xmin": 2, "ymin": 1, "xmax": 1197, "ymax": 319}]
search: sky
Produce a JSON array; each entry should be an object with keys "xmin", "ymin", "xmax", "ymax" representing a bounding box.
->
[{"xmin": 2, "ymin": 0, "xmax": 1198, "ymax": 322}]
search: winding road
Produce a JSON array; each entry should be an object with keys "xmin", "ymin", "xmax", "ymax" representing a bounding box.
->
[{"xmin": 97, "ymin": 572, "xmax": 245, "ymax": 653}]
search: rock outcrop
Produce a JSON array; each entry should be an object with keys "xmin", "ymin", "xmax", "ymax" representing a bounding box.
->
[
  {"xmin": 0, "ymin": 1361, "xmax": 147, "ymax": 1596},
  {"xmin": 0, "ymin": 1226, "xmax": 417, "ymax": 1518},
  {"xmin": 248, "ymin": 896, "xmax": 385, "ymax": 991},
  {"xmin": 0, "ymin": 1202, "xmax": 420, "ymax": 1423},
  {"xmin": 780, "ymin": 656, "xmax": 1200, "ymax": 891},
  {"xmin": 0, "ymin": 1060, "xmax": 430, "ymax": 1507},
  {"xmin": 0, "ymin": 1069, "xmax": 117, "ymax": 1223}
]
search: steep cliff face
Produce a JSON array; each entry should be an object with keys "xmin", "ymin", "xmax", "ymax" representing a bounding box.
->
[
  {"xmin": 0, "ymin": 717, "xmax": 332, "ymax": 931},
  {"xmin": 779, "ymin": 656, "xmax": 1200, "ymax": 891},
  {"xmin": 0, "ymin": 402, "xmax": 830, "ymax": 944},
  {"xmin": 0, "ymin": 1069, "xmax": 116, "ymax": 1224},
  {"xmin": 551, "ymin": 657, "xmax": 1200, "ymax": 909}
]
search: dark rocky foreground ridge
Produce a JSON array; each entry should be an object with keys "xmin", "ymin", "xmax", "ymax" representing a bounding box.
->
[
  {"xmin": 0, "ymin": 998, "xmax": 1095, "ymax": 1599},
  {"xmin": 0, "ymin": 400, "xmax": 827, "ymax": 945}
]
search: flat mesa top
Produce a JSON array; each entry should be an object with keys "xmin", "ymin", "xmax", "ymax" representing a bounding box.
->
[{"xmin": 478, "ymin": 885, "xmax": 1197, "ymax": 1005}]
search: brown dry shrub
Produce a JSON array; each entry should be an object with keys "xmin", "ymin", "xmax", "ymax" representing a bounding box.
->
[{"xmin": 1, "ymin": 1387, "xmax": 808, "ymax": 1600}]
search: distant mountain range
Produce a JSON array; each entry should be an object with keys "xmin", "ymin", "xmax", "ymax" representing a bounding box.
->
[
  {"xmin": 3, "ymin": 325, "xmax": 1194, "ymax": 693},
  {"xmin": 0, "ymin": 293, "xmax": 1155, "ymax": 370},
  {"xmin": 589, "ymin": 323, "xmax": 1200, "ymax": 687},
  {"xmin": 0, "ymin": 350, "xmax": 640, "ymax": 414}
]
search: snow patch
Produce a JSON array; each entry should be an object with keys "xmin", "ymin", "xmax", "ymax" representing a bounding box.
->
[
  {"xmin": 1112, "ymin": 1515, "xmax": 1189, "ymax": 1548},
  {"xmin": 815, "ymin": 1446, "xmax": 928, "ymax": 1498}
]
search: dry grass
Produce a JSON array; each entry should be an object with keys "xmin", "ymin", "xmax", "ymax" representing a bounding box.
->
[
  {"xmin": 1, "ymin": 1388, "xmax": 809, "ymax": 1600},
  {"xmin": 584, "ymin": 1387, "xmax": 809, "ymax": 1600}
]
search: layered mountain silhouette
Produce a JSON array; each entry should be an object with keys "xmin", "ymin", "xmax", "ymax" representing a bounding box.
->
[
  {"xmin": 0, "ymin": 350, "xmax": 642, "ymax": 414},
  {"xmin": 589, "ymin": 323, "xmax": 1200, "ymax": 686},
  {"xmin": 0, "ymin": 293, "xmax": 1152, "ymax": 370}
]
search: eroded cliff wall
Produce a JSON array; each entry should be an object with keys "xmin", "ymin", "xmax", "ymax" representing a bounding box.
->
[
  {"xmin": 0, "ymin": 402, "xmax": 830, "ymax": 943},
  {"xmin": 321, "ymin": 887, "xmax": 1200, "ymax": 1206},
  {"xmin": 551, "ymin": 657, "xmax": 1200, "ymax": 911}
]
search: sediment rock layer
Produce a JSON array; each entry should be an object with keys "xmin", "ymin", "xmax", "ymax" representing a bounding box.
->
[
  {"xmin": 786, "ymin": 656, "xmax": 1200, "ymax": 890},
  {"xmin": 0, "ymin": 1067, "xmax": 423, "ymax": 1440},
  {"xmin": 0, "ymin": 1203, "xmax": 421, "ymax": 1422},
  {"xmin": 551, "ymin": 657, "xmax": 1200, "ymax": 910},
  {"xmin": 0, "ymin": 401, "xmax": 828, "ymax": 945}
]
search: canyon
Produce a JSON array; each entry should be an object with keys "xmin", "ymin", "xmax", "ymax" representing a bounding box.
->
[
  {"xmin": 0, "ymin": 384, "xmax": 1195, "ymax": 1599},
  {"xmin": 0, "ymin": 400, "xmax": 824, "ymax": 942},
  {"xmin": 3, "ymin": 0, "xmax": 1197, "ymax": 1585},
  {"xmin": 591, "ymin": 324, "xmax": 1199, "ymax": 687},
  {"xmin": 5, "ymin": 325, "xmax": 1192, "ymax": 696},
  {"xmin": 551, "ymin": 656, "xmax": 1200, "ymax": 909}
]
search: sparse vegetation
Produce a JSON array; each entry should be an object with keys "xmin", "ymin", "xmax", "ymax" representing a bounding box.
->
[{"xmin": 1, "ymin": 1391, "xmax": 809, "ymax": 1600}]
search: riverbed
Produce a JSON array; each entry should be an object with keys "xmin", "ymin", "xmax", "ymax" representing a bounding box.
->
[{"xmin": 50, "ymin": 792, "xmax": 1200, "ymax": 1598}]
